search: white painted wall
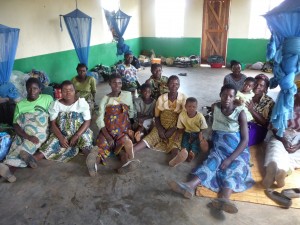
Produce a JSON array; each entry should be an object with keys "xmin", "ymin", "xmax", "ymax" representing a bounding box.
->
[
  {"xmin": 0, "ymin": 0, "xmax": 141, "ymax": 59},
  {"xmin": 141, "ymin": 0, "xmax": 253, "ymax": 38}
]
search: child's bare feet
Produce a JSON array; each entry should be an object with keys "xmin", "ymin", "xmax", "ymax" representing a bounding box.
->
[
  {"xmin": 187, "ymin": 151, "xmax": 195, "ymax": 162},
  {"xmin": 134, "ymin": 131, "xmax": 142, "ymax": 142},
  {"xmin": 169, "ymin": 148, "xmax": 188, "ymax": 167}
]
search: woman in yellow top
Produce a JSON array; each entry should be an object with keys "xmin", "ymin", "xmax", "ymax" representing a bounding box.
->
[
  {"xmin": 133, "ymin": 75, "xmax": 187, "ymax": 157},
  {"xmin": 71, "ymin": 63, "xmax": 96, "ymax": 112}
]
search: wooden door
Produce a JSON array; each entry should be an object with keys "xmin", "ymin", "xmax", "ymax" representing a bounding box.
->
[{"xmin": 201, "ymin": 0, "xmax": 231, "ymax": 64}]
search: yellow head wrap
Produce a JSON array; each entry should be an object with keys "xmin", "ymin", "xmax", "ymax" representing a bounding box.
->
[{"xmin": 295, "ymin": 80, "xmax": 300, "ymax": 89}]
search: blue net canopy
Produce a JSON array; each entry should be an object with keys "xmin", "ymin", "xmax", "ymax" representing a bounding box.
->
[
  {"xmin": 104, "ymin": 9, "xmax": 131, "ymax": 56},
  {"xmin": 263, "ymin": 0, "xmax": 300, "ymax": 136},
  {"xmin": 0, "ymin": 24, "xmax": 19, "ymax": 85},
  {"xmin": 61, "ymin": 9, "xmax": 92, "ymax": 65}
]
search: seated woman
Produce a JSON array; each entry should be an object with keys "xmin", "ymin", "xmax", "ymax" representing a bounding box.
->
[
  {"xmin": 71, "ymin": 63, "xmax": 97, "ymax": 112},
  {"xmin": 262, "ymin": 80, "xmax": 300, "ymax": 189},
  {"xmin": 37, "ymin": 80, "xmax": 93, "ymax": 162},
  {"xmin": 223, "ymin": 60, "xmax": 247, "ymax": 91},
  {"xmin": 145, "ymin": 63, "xmax": 169, "ymax": 100},
  {"xmin": 117, "ymin": 51, "xmax": 140, "ymax": 97},
  {"xmin": 0, "ymin": 78, "xmax": 53, "ymax": 182},
  {"xmin": 168, "ymin": 84, "xmax": 254, "ymax": 214},
  {"xmin": 86, "ymin": 74, "xmax": 138, "ymax": 176},
  {"xmin": 133, "ymin": 75, "xmax": 187, "ymax": 160},
  {"xmin": 245, "ymin": 74, "xmax": 275, "ymax": 146}
]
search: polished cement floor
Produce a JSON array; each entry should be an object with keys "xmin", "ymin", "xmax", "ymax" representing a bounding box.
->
[{"xmin": 1, "ymin": 65, "xmax": 299, "ymax": 225}]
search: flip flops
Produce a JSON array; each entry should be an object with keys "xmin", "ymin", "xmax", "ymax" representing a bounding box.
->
[
  {"xmin": 168, "ymin": 180, "xmax": 194, "ymax": 199},
  {"xmin": 211, "ymin": 198, "xmax": 238, "ymax": 214},
  {"xmin": 117, "ymin": 159, "xmax": 141, "ymax": 174},
  {"xmin": 0, "ymin": 163, "xmax": 16, "ymax": 183},
  {"xmin": 86, "ymin": 147, "xmax": 99, "ymax": 177},
  {"xmin": 281, "ymin": 188, "xmax": 300, "ymax": 198},
  {"xmin": 265, "ymin": 188, "xmax": 292, "ymax": 208},
  {"xmin": 178, "ymin": 73, "xmax": 187, "ymax": 76},
  {"xmin": 169, "ymin": 149, "xmax": 188, "ymax": 167}
]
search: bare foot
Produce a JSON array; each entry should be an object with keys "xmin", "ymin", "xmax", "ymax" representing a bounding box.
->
[
  {"xmin": 135, "ymin": 131, "xmax": 141, "ymax": 142},
  {"xmin": 124, "ymin": 138, "xmax": 134, "ymax": 160},
  {"xmin": 169, "ymin": 148, "xmax": 188, "ymax": 167}
]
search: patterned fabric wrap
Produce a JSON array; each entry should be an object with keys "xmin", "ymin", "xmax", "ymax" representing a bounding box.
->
[
  {"xmin": 148, "ymin": 75, "xmax": 169, "ymax": 100},
  {"xmin": 4, "ymin": 110, "xmax": 49, "ymax": 167},
  {"xmin": 96, "ymin": 104, "xmax": 131, "ymax": 164},
  {"xmin": 143, "ymin": 110, "xmax": 182, "ymax": 153},
  {"xmin": 39, "ymin": 112, "xmax": 93, "ymax": 162},
  {"xmin": 192, "ymin": 131, "xmax": 254, "ymax": 193}
]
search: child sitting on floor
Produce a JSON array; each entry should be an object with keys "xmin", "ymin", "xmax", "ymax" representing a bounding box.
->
[
  {"xmin": 169, "ymin": 97, "xmax": 208, "ymax": 166},
  {"xmin": 235, "ymin": 77, "xmax": 255, "ymax": 121},
  {"xmin": 133, "ymin": 83, "xmax": 156, "ymax": 142}
]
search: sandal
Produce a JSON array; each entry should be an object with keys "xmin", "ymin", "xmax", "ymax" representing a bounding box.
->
[
  {"xmin": 169, "ymin": 149, "xmax": 188, "ymax": 167},
  {"xmin": 117, "ymin": 159, "xmax": 140, "ymax": 174},
  {"xmin": 19, "ymin": 150, "xmax": 37, "ymax": 169},
  {"xmin": 211, "ymin": 198, "xmax": 238, "ymax": 214},
  {"xmin": 0, "ymin": 163, "xmax": 16, "ymax": 183},
  {"xmin": 86, "ymin": 147, "xmax": 98, "ymax": 177},
  {"xmin": 168, "ymin": 180, "xmax": 194, "ymax": 199},
  {"xmin": 265, "ymin": 189, "xmax": 292, "ymax": 208},
  {"xmin": 281, "ymin": 188, "xmax": 300, "ymax": 198}
]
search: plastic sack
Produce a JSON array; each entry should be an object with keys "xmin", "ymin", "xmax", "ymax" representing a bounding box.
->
[{"xmin": 0, "ymin": 132, "xmax": 12, "ymax": 161}]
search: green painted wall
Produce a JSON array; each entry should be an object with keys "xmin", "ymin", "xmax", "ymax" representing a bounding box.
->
[
  {"xmin": 141, "ymin": 37, "xmax": 201, "ymax": 57},
  {"xmin": 226, "ymin": 38, "xmax": 269, "ymax": 65},
  {"xmin": 13, "ymin": 37, "xmax": 268, "ymax": 83},
  {"xmin": 13, "ymin": 38, "xmax": 142, "ymax": 83},
  {"xmin": 140, "ymin": 37, "xmax": 268, "ymax": 65}
]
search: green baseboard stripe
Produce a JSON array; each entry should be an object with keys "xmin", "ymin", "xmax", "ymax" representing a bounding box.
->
[{"xmin": 13, "ymin": 38, "xmax": 141, "ymax": 83}]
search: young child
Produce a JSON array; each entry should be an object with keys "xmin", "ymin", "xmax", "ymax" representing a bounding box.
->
[
  {"xmin": 235, "ymin": 77, "xmax": 256, "ymax": 121},
  {"xmin": 169, "ymin": 97, "xmax": 208, "ymax": 167},
  {"xmin": 145, "ymin": 63, "xmax": 169, "ymax": 100},
  {"xmin": 133, "ymin": 83, "xmax": 156, "ymax": 142}
]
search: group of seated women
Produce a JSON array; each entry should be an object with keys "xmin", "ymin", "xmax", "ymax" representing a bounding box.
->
[{"xmin": 1, "ymin": 59, "xmax": 299, "ymax": 214}]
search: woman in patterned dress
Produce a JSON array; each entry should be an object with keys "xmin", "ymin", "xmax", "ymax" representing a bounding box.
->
[
  {"xmin": 37, "ymin": 80, "xmax": 93, "ymax": 162},
  {"xmin": 168, "ymin": 84, "xmax": 254, "ymax": 214},
  {"xmin": 86, "ymin": 74, "xmax": 138, "ymax": 176},
  {"xmin": 0, "ymin": 78, "xmax": 53, "ymax": 182}
]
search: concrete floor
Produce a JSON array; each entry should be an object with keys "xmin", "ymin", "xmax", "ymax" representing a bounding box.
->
[{"xmin": 1, "ymin": 66, "xmax": 299, "ymax": 225}]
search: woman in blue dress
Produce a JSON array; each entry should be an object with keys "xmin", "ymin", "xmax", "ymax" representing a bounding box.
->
[{"xmin": 168, "ymin": 84, "xmax": 254, "ymax": 214}]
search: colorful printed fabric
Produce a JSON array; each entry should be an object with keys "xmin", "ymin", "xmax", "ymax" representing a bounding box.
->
[
  {"xmin": 4, "ymin": 110, "xmax": 50, "ymax": 167},
  {"xmin": 117, "ymin": 64, "xmax": 139, "ymax": 92},
  {"xmin": 147, "ymin": 75, "xmax": 169, "ymax": 100},
  {"xmin": 71, "ymin": 76, "xmax": 96, "ymax": 112},
  {"xmin": 143, "ymin": 110, "xmax": 182, "ymax": 153},
  {"xmin": 192, "ymin": 131, "xmax": 255, "ymax": 192},
  {"xmin": 253, "ymin": 93, "xmax": 274, "ymax": 121},
  {"xmin": 96, "ymin": 104, "xmax": 131, "ymax": 164},
  {"xmin": 39, "ymin": 112, "xmax": 93, "ymax": 162}
]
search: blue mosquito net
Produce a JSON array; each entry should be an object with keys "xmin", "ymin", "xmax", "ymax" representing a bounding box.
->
[
  {"xmin": 104, "ymin": 9, "xmax": 131, "ymax": 56},
  {"xmin": 61, "ymin": 9, "xmax": 92, "ymax": 65},
  {"xmin": 0, "ymin": 24, "xmax": 19, "ymax": 85},
  {"xmin": 263, "ymin": 0, "xmax": 300, "ymax": 137}
]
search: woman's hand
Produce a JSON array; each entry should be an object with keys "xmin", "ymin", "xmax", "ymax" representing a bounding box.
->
[
  {"xmin": 59, "ymin": 137, "xmax": 69, "ymax": 148},
  {"xmin": 165, "ymin": 127, "xmax": 177, "ymax": 139},
  {"xmin": 245, "ymin": 100, "xmax": 255, "ymax": 113},
  {"xmin": 220, "ymin": 158, "xmax": 233, "ymax": 170},
  {"xmin": 26, "ymin": 135, "xmax": 39, "ymax": 144},
  {"xmin": 69, "ymin": 134, "xmax": 79, "ymax": 147},
  {"xmin": 157, "ymin": 126, "xmax": 166, "ymax": 140}
]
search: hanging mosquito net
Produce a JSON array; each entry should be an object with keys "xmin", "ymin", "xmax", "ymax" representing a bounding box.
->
[{"xmin": 61, "ymin": 9, "xmax": 92, "ymax": 65}]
